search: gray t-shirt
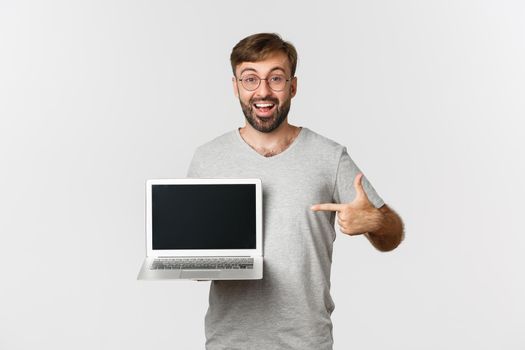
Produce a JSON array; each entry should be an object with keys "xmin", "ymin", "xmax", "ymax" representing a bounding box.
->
[{"xmin": 186, "ymin": 127, "xmax": 384, "ymax": 350}]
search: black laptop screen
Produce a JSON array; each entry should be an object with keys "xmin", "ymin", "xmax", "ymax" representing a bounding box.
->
[{"xmin": 152, "ymin": 184, "xmax": 257, "ymax": 250}]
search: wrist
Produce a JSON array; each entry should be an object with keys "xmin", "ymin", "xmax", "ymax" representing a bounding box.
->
[{"xmin": 367, "ymin": 207, "xmax": 386, "ymax": 236}]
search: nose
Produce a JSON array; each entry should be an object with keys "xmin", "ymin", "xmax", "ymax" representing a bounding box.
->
[{"xmin": 255, "ymin": 78, "xmax": 272, "ymax": 97}]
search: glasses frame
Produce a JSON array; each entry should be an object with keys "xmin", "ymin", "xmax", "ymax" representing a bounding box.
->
[{"xmin": 237, "ymin": 74, "xmax": 293, "ymax": 92}]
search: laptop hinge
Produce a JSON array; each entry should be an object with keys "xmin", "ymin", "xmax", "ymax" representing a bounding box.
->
[{"xmin": 155, "ymin": 255, "xmax": 252, "ymax": 258}]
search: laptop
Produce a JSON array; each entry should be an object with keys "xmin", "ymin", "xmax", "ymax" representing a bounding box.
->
[{"xmin": 137, "ymin": 178, "xmax": 263, "ymax": 280}]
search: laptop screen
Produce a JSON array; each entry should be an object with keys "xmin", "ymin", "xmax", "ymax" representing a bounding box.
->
[{"xmin": 151, "ymin": 184, "xmax": 257, "ymax": 250}]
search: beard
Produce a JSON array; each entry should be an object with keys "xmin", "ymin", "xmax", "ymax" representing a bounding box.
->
[{"xmin": 239, "ymin": 96, "xmax": 291, "ymax": 133}]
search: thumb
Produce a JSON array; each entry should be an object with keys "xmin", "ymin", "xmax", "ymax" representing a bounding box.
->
[{"xmin": 353, "ymin": 173, "xmax": 367, "ymax": 201}]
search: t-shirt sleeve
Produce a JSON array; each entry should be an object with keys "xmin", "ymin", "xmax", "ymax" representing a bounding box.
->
[
  {"xmin": 332, "ymin": 147, "xmax": 385, "ymax": 208},
  {"xmin": 186, "ymin": 148, "xmax": 202, "ymax": 178}
]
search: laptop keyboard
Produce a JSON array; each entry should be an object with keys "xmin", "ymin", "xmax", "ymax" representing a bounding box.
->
[{"xmin": 151, "ymin": 257, "xmax": 254, "ymax": 270}]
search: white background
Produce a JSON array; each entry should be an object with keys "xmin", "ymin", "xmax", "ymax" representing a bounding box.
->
[{"xmin": 1, "ymin": 1, "xmax": 524, "ymax": 349}]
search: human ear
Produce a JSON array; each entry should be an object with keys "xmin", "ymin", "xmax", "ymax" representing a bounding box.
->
[
  {"xmin": 232, "ymin": 76, "xmax": 239, "ymax": 98},
  {"xmin": 290, "ymin": 76, "xmax": 297, "ymax": 98}
]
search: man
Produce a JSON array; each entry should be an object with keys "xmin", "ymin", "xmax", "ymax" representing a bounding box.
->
[{"xmin": 187, "ymin": 33, "xmax": 404, "ymax": 350}]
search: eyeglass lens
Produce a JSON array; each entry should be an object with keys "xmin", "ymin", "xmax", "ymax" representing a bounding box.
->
[{"xmin": 241, "ymin": 74, "xmax": 288, "ymax": 91}]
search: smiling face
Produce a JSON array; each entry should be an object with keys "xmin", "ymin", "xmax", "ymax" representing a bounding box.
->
[{"xmin": 233, "ymin": 52, "xmax": 297, "ymax": 133}]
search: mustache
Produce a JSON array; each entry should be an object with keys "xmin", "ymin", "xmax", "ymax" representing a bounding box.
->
[{"xmin": 249, "ymin": 97, "xmax": 279, "ymax": 105}]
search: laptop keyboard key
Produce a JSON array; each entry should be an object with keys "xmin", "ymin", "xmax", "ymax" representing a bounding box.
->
[{"xmin": 151, "ymin": 257, "xmax": 254, "ymax": 270}]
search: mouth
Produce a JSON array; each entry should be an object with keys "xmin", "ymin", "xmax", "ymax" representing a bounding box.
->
[{"xmin": 253, "ymin": 102, "xmax": 276, "ymax": 117}]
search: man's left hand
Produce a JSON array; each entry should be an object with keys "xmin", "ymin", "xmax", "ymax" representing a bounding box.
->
[{"xmin": 310, "ymin": 173, "xmax": 384, "ymax": 236}]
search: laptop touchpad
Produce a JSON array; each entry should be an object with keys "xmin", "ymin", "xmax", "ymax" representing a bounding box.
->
[{"xmin": 181, "ymin": 270, "xmax": 221, "ymax": 279}]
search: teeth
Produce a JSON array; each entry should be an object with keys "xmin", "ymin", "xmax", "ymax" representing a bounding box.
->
[{"xmin": 255, "ymin": 103, "xmax": 274, "ymax": 108}]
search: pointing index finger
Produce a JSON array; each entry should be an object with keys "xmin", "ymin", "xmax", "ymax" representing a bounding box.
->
[{"xmin": 310, "ymin": 203, "xmax": 344, "ymax": 212}]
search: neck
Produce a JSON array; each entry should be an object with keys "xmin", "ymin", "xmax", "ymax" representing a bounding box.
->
[
  {"xmin": 239, "ymin": 121, "xmax": 302, "ymax": 157},
  {"xmin": 240, "ymin": 120, "xmax": 299, "ymax": 145}
]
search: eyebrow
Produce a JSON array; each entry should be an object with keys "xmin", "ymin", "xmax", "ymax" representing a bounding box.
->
[{"xmin": 239, "ymin": 66, "xmax": 287, "ymax": 76}]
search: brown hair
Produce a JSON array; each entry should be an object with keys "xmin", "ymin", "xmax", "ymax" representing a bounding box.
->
[{"xmin": 230, "ymin": 33, "xmax": 298, "ymax": 77}]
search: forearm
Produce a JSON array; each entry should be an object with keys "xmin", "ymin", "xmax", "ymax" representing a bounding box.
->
[{"xmin": 365, "ymin": 205, "xmax": 404, "ymax": 252}]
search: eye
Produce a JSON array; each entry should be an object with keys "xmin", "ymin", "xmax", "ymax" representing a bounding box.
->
[
  {"xmin": 269, "ymin": 75, "xmax": 285, "ymax": 83},
  {"xmin": 243, "ymin": 75, "xmax": 258, "ymax": 83}
]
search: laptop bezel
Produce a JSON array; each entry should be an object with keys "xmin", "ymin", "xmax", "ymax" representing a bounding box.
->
[{"xmin": 145, "ymin": 178, "xmax": 262, "ymax": 257}]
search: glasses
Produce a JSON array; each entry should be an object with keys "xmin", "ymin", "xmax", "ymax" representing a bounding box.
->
[{"xmin": 238, "ymin": 74, "xmax": 292, "ymax": 92}]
